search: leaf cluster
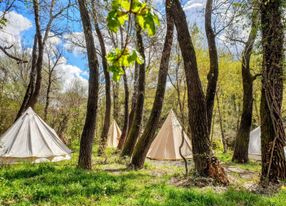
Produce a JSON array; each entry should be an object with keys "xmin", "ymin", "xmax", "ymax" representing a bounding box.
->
[
  {"xmin": 107, "ymin": 0, "xmax": 159, "ymax": 36},
  {"xmin": 106, "ymin": 48, "xmax": 143, "ymax": 81}
]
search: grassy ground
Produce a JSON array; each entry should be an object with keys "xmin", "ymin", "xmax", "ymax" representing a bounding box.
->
[{"xmin": 0, "ymin": 147, "xmax": 286, "ymax": 206}]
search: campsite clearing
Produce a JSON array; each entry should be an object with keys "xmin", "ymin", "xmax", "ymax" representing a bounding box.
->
[{"xmin": 0, "ymin": 149, "xmax": 285, "ymax": 206}]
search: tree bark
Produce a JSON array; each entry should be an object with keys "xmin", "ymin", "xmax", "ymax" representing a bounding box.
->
[
  {"xmin": 27, "ymin": 0, "xmax": 44, "ymax": 108},
  {"xmin": 121, "ymin": 23, "xmax": 145, "ymax": 157},
  {"xmin": 260, "ymin": 0, "xmax": 286, "ymax": 183},
  {"xmin": 113, "ymin": 82, "xmax": 120, "ymax": 122},
  {"xmin": 15, "ymin": 35, "xmax": 38, "ymax": 119},
  {"xmin": 91, "ymin": 2, "xmax": 111, "ymax": 156},
  {"xmin": 44, "ymin": 72, "xmax": 52, "ymax": 121},
  {"xmin": 170, "ymin": 2, "xmax": 228, "ymax": 185},
  {"xmin": 44, "ymin": 52, "xmax": 61, "ymax": 121},
  {"xmin": 130, "ymin": 1, "xmax": 174, "ymax": 168},
  {"xmin": 15, "ymin": 0, "xmax": 43, "ymax": 118},
  {"xmin": 232, "ymin": 8, "xmax": 258, "ymax": 163},
  {"xmin": 170, "ymin": 0, "xmax": 211, "ymax": 175},
  {"xmin": 205, "ymin": 0, "xmax": 219, "ymax": 133},
  {"xmin": 118, "ymin": 70, "xmax": 129, "ymax": 150},
  {"xmin": 77, "ymin": 0, "xmax": 99, "ymax": 170},
  {"xmin": 216, "ymin": 92, "xmax": 227, "ymax": 153},
  {"xmin": 16, "ymin": 0, "xmax": 59, "ymax": 118},
  {"xmin": 57, "ymin": 113, "xmax": 69, "ymax": 145},
  {"xmin": 127, "ymin": 63, "xmax": 139, "ymax": 134}
]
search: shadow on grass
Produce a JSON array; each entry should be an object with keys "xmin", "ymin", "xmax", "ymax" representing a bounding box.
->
[
  {"xmin": 0, "ymin": 163, "xmax": 151, "ymax": 205},
  {"xmin": 0, "ymin": 163, "xmax": 283, "ymax": 206}
]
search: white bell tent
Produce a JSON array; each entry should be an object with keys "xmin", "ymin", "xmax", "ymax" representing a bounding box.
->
[
  {"xmin": 106, "ymin": 120, "xmax": 122, "ymax": 147},
  {"xmin": 248, "ymin": 127, "xmax": 261, "ymax": 160},
  {"xmin": 0, "ymin": 107, "xmax": 72, "ymax": 164},
  {"xmin": 147, "ymin": 110, "xmax": 193, "ymax": 160}
]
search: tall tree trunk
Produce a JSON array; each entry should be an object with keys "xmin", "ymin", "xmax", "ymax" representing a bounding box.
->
[
  {"xmin": 16, "ymin": 0, "xmax": 43, "ymax": 118},
  {"xmin": 260, "ymin": 0, "xmax": 286, "ymax": 183},
  {"xmin": 170, "ymin": 1, "xmax": 228, "ymax": 185},
  {"xmin": 205, "ymin": 0, "xmax": 219, "ymax": 132},
  {"xmin": 15, "ymin": 35, "xmax": 38, "ymax": 119},
  {"xmin": 232, "ymin": 8, "xmax": 258, "ymax": 163},
  {"xmin": 170, "ymin": 0, "xmax": 211, "ymax": 175},
  {"xmin": 113, "ymin": 82, "xmax": 120, "ymax": 122},
  {"xmin": 216, "ymin": 92, "xmax": 227, "ymax": 153},
  {"xmin": 130, "ymin": 1, "xmax": 174, "ymax": 168},
  {"xmin": 118, "ymin": 70, "xmax": 129, "ymax": 150},
  {"xmin": 77, "ymin": 0, "xmax": 99, "ymax": 170},
  {"xmin": 121, "ymin": 23, "xmax": 145, "ymax": 157},
  {"xmin": 91, "ymin": 2, "xmax": 111, "ymax": 156},
  {"xmin": 44, "ymin": 52, "xmax": 61, "ymax": 121},
  {"xmin": 210, "ymin": 108, "xmax": 216, "ymax": 144},
  {"xmin": 16, "ymin": 0, "xmax": 57, "ymax": 119},
  {"xmin": 44, "ymin": 72, "xmax": 52, "ymax": 121},
  {"xmin": 57, "ymin": 113, "xmax": 69, "ymax": 145},
  {"xmin": 27, "ymin": 0, "xmax": 43, "ymax": 108},
  {"xmin": 127, "ymin": 63, "xmax": 139, "ymax": 134}
]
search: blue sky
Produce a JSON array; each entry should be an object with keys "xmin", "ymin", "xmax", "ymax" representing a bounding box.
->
[
  {"xmin": 16, "ymin": 1, "xmax": 87, "ymax": 72},
  {"xmin": 1, "ymin": 0, "xmax": 245, "ymax": 86},
  {"xmin": 7, "ymin": 0, "xmax": 206, "ymax": 66}
]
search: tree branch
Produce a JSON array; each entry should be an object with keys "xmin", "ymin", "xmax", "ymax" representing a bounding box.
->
[{"xmin": 0, "ymin": 45, "xmax": 28, "ymax": 64}]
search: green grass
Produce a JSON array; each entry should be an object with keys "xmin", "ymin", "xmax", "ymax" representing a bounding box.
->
[
  {"xmin": 215, "ymin": 150, "xmax": 261, "ymax": 172},
  {"xmin": 0, "ymin": 150, "xmax": 285, "ymax": 206}
]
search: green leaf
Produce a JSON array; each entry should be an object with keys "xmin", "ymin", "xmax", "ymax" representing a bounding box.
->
[
  {"xmin": 144, "ymin": 12, "xmax": 157, "ymax": 36},
  {"xmin": 131, "ymin": 0, "xmax": 144, "ymax": 13},
  {"xmin": 128, "ymin": 50, "xmax": 143, "ymax": 64},
  {"xmin": 136, "ymin": 9, "xmax": 160, "ymax": 36},
  {"xmin": 107, "ymin": 0, "xmax": 159, "ymax": 36},
  {"xmin": 117, "ymin": 12, "xmax": 128, "ymax": 25},
  {"xmin": 106, "ymin": 48, "xmax": 144, "ymax": 82},
  {"xmin": 108, "ymin": 65, "xmax": 124, "ymax": 82},
  {"xmin": 136, "ymin": 15, "xmax": 145, "ymax": 30},
  {"xmin": 120, "ymin": 0, "xmax": 130, "ymax": 10},
  {"xmin": 107, "ymin": 10, "xmax": 121, "ymax": 32}
]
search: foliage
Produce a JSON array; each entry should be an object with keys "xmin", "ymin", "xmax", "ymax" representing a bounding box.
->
[
  {"xmin": 0, "ymin": 17, "xmax": 7, "ymax": 28},
  {"xmin": 106, "ymin": 0, "xmax": 159, "ymax": 81},
  {"xmin": 0, "ymin": 152, "xmax": 285, "ymax": 206},
  {"xmin": 107, "ymin": 0, "xmax": 160, "ymax": 36},
  {"xmin": 107, "ymin": 48, "xmax": 143, "ymax": 81}
]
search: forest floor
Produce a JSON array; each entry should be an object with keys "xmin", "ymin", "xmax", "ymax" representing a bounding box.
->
[{"xmin": 0, "ymin": 147, "xmax": 286, "ymax": 206}]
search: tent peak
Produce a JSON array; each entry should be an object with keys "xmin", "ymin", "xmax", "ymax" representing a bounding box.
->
[
  {"xmin": 169, "ymin": 109, "xmax": 175, "ymax": 114},
  {"xmin": 167, "ymin": 109, "xmax": 176, "ymax": 118},
  {"xmin": 107, "ymin": 120, "xmax": 121, "ymax": 148},
  {"xmin": 24, "ymin": 107, "xmax": 35, "ymax": 114}
]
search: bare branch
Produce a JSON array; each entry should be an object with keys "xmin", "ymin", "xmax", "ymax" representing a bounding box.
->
[{"xmin": 0, "ymin": 45, "xmax": 28, "ymax": 64}]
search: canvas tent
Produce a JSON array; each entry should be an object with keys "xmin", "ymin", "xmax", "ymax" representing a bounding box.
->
[
  {"xmin": 106, "ymin": 120, "xmax": 122, "ymax": 147},
  {"xmin": 248, "ymin": 127, "xmax": 261, "ymax": 160},
  {"xmin": 0, "ymin": 107, "xmax": 71, "ymax": 164},
  {"xmin": 147, "ymin": 110, "xmax": 193, "ymax": 160}
]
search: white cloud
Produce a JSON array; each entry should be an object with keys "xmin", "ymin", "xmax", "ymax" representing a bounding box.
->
[
  {"xmin": 0, "ymin": 11, "xmax": 32, "ymax": 48},
  {"xmin": 63, "ymin": 29, "xmax": 117, "ymax": 57},
  {"xmin": 183, "ymin": 2, "xmax": 204, "ymax": 11},
  {"xmin": 0, "ymin": 11, "xmax": 88, "ymax": 90},
  {"xmin": 55, "ymin": 57, "xmax": 88, "ymax": 91},
  {"xmin": 63, "ymin": 32, "xmax": 86, "ymax": 56},
  {"xmin": 46, "ymin": 33, "xmax": 61, "ymax": 47}
]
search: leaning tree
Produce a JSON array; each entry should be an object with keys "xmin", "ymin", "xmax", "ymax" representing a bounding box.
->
[
  {"xmin": 169, "ymin": 0, "xmax": 228, "ymax": 184},
  {"xmin": 130, "ymin": 0, "xmax": 174, "ymax": 168},
  {"xmin": 77, "ymin": 0, "xmax": 100, "ymax": 169},
  {"xmin": 91, "ymin": 1, "xmax": 112, "ymax": 156},
  {"xmin": 16, "ymin": 0, "xmax": 73, "ymax": 119},
  {"xmin": 232, "ymin": 3, "xmax": 259, "ymax": 163}
]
